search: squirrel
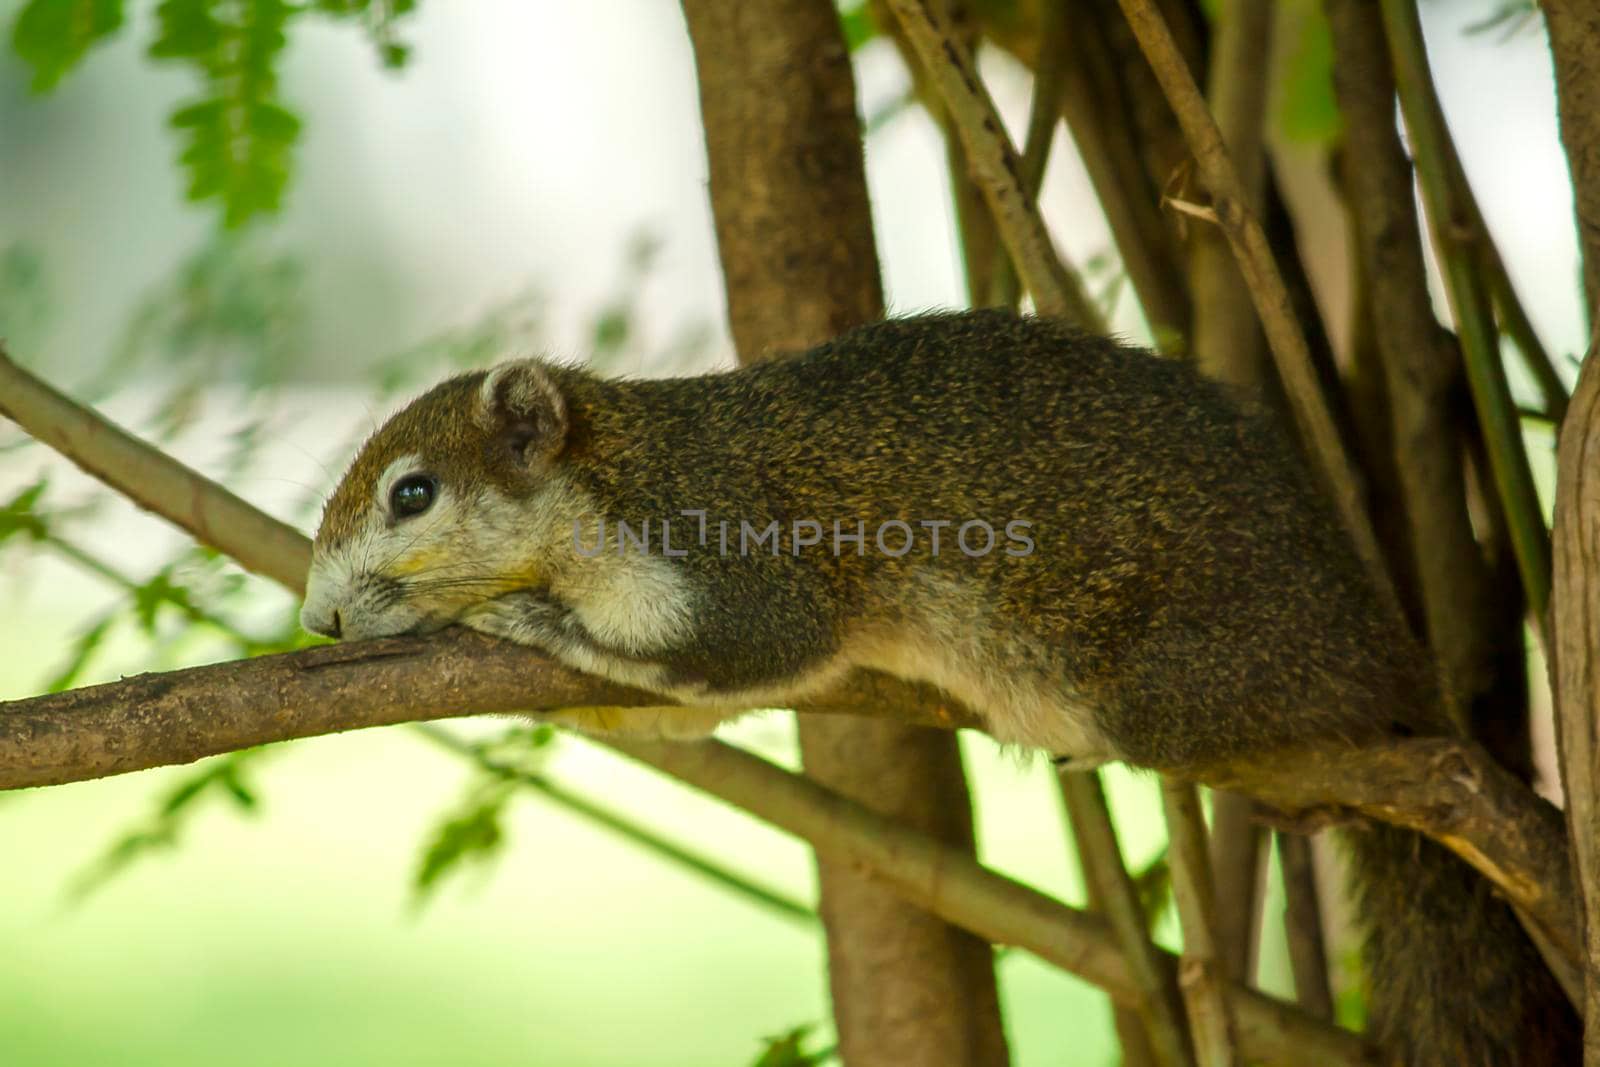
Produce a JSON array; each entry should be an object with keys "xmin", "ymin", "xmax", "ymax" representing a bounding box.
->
[{"xmin": 302, "ymin": 309, "xmax": 1576, "ymax": 1065}]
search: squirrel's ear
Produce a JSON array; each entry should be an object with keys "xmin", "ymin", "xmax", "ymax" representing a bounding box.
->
[{"xmin": 474, "ymin": 360, "xmax": 569, "ymax": 466}]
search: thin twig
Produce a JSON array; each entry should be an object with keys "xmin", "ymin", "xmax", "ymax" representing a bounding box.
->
[
  {"xmin": 1161, "ymin": 781, "xmax": 1240, "ymax": 1067},
  {"xmin": 987, "ymin": 0, "xmax": 1069, "ymax": 311},
  {"xmin": 614, "ymin": 738, "xmax": 1371, "ymax": 1067},
  {"xmin": 1477, "ymin": 239, "xmax": 1570, "ymax": 424},
  {"xmin": 1378, "ymin": 0, "xmax": 1551, "ymax": 627},
  {"xmin": 1324, "ymin": 0, "xmax": 1512, "ymax": 748},
  {"xmin": 1112, "ymin": 0, "xmax": 1395, "ymax": 614},
  {"xmin": 1182, "ymin": 0, "xmax": 1274, "ymax": 927},
  {"xmin": 409, "ymin": 723, "xmax": 814, "ymax": 924},
  {"xmin": 1207, "ymin": 793, "xmax": 1264, "ymax": 984},
  {"xmin": 1186, "ymin": 0, "xmax": 1272, "ymax": 389},
  {"xmin": 1060, "ymin": 770, "xmax": 1196, "ymax": 1067},
  {"xmin": 879, "ymin": 0, "xmax": 1104, "ymax": 330},
  {"xmin": 1275, "ymin": 831, "xmax": 1334, "ymax": 1020},
  {"xmin": 0, "ymin": 347, "xmax": 310, "ymax": 585},
  {"xmin": 1039, "ymin": 3, "xmax": 1191, "ymax": 345}
]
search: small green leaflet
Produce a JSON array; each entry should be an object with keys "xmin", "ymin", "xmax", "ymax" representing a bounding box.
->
[
  {"xmin": 150, "ymin": 0, "xmax": 301, "ymax": 228},
  {"xmin": 11, "ymin": 0, "xmax": 124, "ymax": 92}
]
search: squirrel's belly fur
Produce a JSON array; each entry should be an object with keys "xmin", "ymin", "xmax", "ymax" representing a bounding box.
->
[{"xmin": 305, "ymin": 309, "xmax": 1578, "ymax": 1065}]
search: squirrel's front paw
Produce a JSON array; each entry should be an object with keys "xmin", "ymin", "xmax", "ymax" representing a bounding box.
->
[{"xmin": 464, "ymin": 589, "xmax": 572, "ymax": 651}]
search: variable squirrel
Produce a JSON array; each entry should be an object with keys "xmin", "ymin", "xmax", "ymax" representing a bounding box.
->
[{"xmin": 303, "ymin": 310, "xmax": 1576, "ymax": 1064}]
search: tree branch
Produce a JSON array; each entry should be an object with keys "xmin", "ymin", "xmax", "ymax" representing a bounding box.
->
[
  {"xmin": 1542, "ymin": 0, "xmax": 1600, "ymax": 322},
  {"xmin": 1207, "ymin": 738, "xmax": 1582, "ymax": 985},
  {"xmin": 1060, "ymin": 770, "xmax": 1195, "ymax": 1066},
  {"xmin": 1325, "ymin": 0, "xmax": 1514, "ymax": 749},
  {"xmin": 0, "ymin": 336, "xmax": 1582, "ymax": 988},
  {"xmin": 0, "ymin": 630, "xmax": 973, "ymax": 791},
  {"xmin": 0, "ymin": 348, "xmax": 309, "ymax": 586},
  {"xmin": 609, "ymin": 736, "xmax": 1374, "ymax": 1067},
  {"xmin": 1112, "ymin": 0, "xmax": 1393, "ymax": 614},
  {"xmin": 1550, "ymin": 326, "xmax": 1600, "ymax": 1064},
  {"xmin": 879, "ymin": 0, "xmax": 1104, "ymax": 330},
  {"xmin": 1274, "ymin": 831, "xmax": 1334, "ymax": 1020},
  {"xmin": 1379, "ymin": 0, "xmax": 1552, "ymax": 626},
  {"xmin": 679, "ymin": 3, "xmax": 1011, "ymax": 1063},
  {"xmin": 1162, "ymin": 780, "xmax": 1240, "ymax": 1067},
  {"xmin": 1186, "ymin": 0, "xmax": 1270, "ymax": 389}
]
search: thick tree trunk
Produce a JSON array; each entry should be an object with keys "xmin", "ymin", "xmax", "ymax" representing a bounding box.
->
[
  {"xmin": 1551, "ymin": 327, "xmax": 1600, "ymax": 1066},
  {"xmin": 677, "ymin": 3, "xmax": 1010, "ymax": 1064}
]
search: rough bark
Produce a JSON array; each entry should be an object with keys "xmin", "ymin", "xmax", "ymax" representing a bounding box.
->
[
  {"xmin": 1162, "ymin": 781, "xmax": 1240, "ymax": 1067},
  {"xmin": 1543, "ymin": 0, "xmax": 1600, "ymax": 322},
  {"xmin": 881, "ymin": 0, "xmax": 1099, "ymax": 328},
  {"xmin": 992, "ymin": 2, "xmax": 1193, "ymax": 343},
  {"xmin": 1060, "ymin": 772, "xmax": 1195, "ymax": 1066},
  {"xmin": 1550, "ymin": 329, "xmax": 1600, "ymax": 1065},
  {"xmin": 1324, "ymin": 0, "xmax": 1507, "ymax": 743},
  {"xmin": 678, "ymin": 3, "xmax": 1010, "ymax": 1064},
  {"xmin": 1187, "ymin": 0, "xmax": 1270, "ymax": 388}
]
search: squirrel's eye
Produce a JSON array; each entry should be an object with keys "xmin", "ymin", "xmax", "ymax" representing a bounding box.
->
[{"xmin": 389, "ymin": 475, "xmax": 437, "ymax": 519}]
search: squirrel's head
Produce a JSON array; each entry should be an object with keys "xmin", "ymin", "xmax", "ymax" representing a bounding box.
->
[{"xmin": 301, "ymin": 360, "xmax": 587, "ymax": 641}]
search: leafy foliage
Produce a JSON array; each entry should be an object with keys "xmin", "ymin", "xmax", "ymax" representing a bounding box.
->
[
  {"xmin": 0, "ymin": 479, "xmax": 51, "ymax": 546},
  {"xmin": 0, "ymin": 242, "xmax": 53, "ymax": 357},
  {"xmin": 113, "ymin": 232, "xmax": 308, "ymax": 401},
  {"xmin": 411, "ymin": 726, "xmax": 554, "ymax": 906},
  {"xmin": 313, "ymin": 0, "xmax": 417, "ymax": 68},
  {"xmin": 149, "ymin": 0, "xmax": 302, "ymax": 226},
  {"xmin": 750, "ymin": 1024, "xmax": 838, "ymax": 1067},
  {"xmin": 10, "ymin": 0, "xmax": 124, "ymax": 92},
  {"xmin": 69, "ymin": 749, "xmax": 268, "ymax": 900},
  {"xmin": 836, "ymin": 0, "xmax": 877, "ymax": 53},
  {"xmin": 7, "ymin": 0, "xmax": 419, "ymax": 226},
  {"xmin": 412, "ymin": 776, "xmax": 516, "ymax": 903}
]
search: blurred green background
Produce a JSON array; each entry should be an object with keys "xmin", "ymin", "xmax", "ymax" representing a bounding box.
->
[{"xmin": 0, "ymin": 0, "xmax": 1583, "ymax": 1063}]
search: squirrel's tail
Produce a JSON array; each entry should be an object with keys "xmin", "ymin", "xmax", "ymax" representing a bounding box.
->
[{"xmin": 1344, "ymin": 819, "xmax": 1578, "ymax": 1065}]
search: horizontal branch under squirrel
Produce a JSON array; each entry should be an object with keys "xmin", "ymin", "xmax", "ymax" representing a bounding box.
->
[{"xmin": 0, "ymin": 623, "xmax": 1578, "ymax": 979}]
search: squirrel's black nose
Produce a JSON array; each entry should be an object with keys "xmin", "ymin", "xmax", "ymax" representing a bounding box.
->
[{"xmin": 303, "ymin": 606, "xmax": 343, "ymax": 639}]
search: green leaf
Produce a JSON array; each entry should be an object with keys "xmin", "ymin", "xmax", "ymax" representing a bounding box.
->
[
  {"xmin": 150, "ymin": 0, "xmax": 304, "ymax": 227},
  {"xmin": 751, "ymin": 1025, "xmax": 834, "ymax": 1067},
  {"xmin": 413, "ymin": 779, "xmax": 514, "ymax": 905},
  {"xmin": 43, "ymin": 612, "xmax": 116, "ymax": 692},
  {"xmin": 0, "ymin": 243, "xmax": 54, "ymax": 352},
  {"xmin": 0, "ymin": 479, "xmax": 51, "ymax": 546},
  {"xmin": 591, "ymin": 305, "xmax": 630, "ymax": 355},
  {"xmin": 148, "ymin": 0, "xmax": 222, "ymax": 60},
  {"xmin": 312, "ymin": 0, "xmax": 418, "ymax": 70},
  {"xmin": 131, "ymin": 567, "xmax": 196, "ymax": 633},
  {"xmin": 216, "ymin": 766, "xmax": 259, "ymax": 810},
  {"xmin": 10, "ymin": 0, "xmax": 125, "ymax": 92},
  {"xmin": 68, "ymin": 750, "xmax": 268, "ymax": 900}
]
